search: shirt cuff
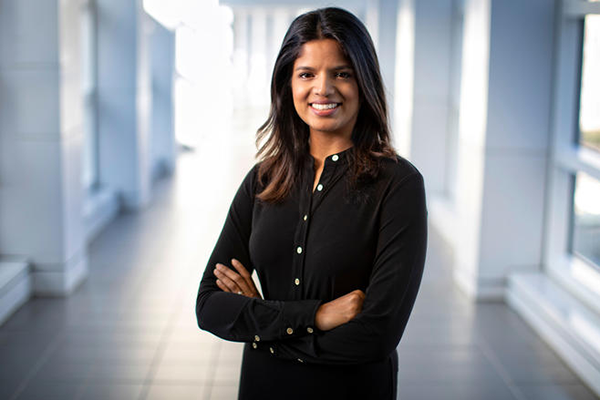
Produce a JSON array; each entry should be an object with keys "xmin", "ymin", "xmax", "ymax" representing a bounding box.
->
[{"xmin": 279, "ymin": 299, "xmax": 322, "ymax": 338}]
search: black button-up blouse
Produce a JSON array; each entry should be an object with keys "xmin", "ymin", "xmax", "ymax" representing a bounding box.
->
[{"xmin": 196, "ymin": 146, "xmax": 427, "ymax": 366}]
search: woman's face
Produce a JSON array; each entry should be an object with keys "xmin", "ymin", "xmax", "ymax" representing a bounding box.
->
[{"xmin": 291, "ymin": 39, "xmax": 360, "ymax": 141}]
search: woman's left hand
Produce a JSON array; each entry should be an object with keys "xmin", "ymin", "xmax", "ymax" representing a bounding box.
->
[{"xmin": 214, "ymin": 259, "xmax": 262, "ymax": 299}]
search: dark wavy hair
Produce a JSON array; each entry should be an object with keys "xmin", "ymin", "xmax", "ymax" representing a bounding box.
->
[{"xmin": 255, "ymin": 7, "xmax": 398, "ymax": 203}]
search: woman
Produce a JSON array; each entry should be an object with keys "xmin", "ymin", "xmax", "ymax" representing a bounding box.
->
[{"xmin": 196, "ymin": 7, "xmax": 427, "ymax": 400}]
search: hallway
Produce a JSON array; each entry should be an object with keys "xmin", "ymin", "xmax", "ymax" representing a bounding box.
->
[{"xmin": 0, "ymin": 136, "xmax": 597, "ymax": 400}]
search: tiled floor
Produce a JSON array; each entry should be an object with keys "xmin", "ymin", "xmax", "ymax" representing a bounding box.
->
[{"xmin": 1, "ymin": 130, "xmax": 599, "ymax": 399}]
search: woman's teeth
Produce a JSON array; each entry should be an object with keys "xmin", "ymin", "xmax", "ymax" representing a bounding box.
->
[{"xmin": 310, "ymin": 103, "xmax": 339, "ymax": 110}]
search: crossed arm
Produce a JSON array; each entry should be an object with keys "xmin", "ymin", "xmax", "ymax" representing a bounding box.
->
[{"xmin": 214, "ymin": 258, "xmax": 365, "ymax": 332}]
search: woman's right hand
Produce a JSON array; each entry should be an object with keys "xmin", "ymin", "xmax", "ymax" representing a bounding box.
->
[{"xmin": 315, "ymin": 289, "xmax": 365, "ymax": 331}]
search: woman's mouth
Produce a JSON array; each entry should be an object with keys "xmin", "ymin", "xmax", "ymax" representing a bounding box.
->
[
  {"xmin": 309, "ymin": 103, "xmax": 341, "ymax": 116},
  {"xmin": 310, "ymin": 102, "xmax": 340, "ymax": 110}
]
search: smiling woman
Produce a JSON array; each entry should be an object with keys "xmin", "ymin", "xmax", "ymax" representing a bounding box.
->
[
  {"xmin": 195, "ymin": 7, "xmax": 427, "ymax": 400},
  {"xmin": 291, "ymin": 38, "xmax": 360, "ymax": 142}
]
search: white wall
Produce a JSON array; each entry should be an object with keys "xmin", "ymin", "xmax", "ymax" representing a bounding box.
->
[{"xmin": 0, "ymin": 0, "xmax": 88, "ymax": 295}]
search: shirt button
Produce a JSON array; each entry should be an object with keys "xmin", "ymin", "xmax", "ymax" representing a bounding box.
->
[
  {"xmin": 332, "ymin": 154, "xmax": 339, "ymax": 162},
  {"xmin": 294, "ymin": 278, "xmax": 300, "ymax": 286},
  {"xmin": 297, "ymin": 358, "xmax": 304, "ymax": 363},
  {"xmin": 296, "ymin": 246, "xmax": 303, "ymax": 254},
  {"xmin": 303, "ymin": 214, "xmax": 308, "ymax": 221},
  {"xmin": 307, "ymin": 327, "xmax": 314, "ymax": 334},
  {"xmin": 252, "ymin": 343, "xmax": 258, "ymax": 349},
  {"xmin": 317, "ymin": 184, "xmax": 323, "ymax": 191},
  {"xmin": 254, "ymin": 335, "xmax": 260, "ymax": 342},
  {"xmin": 270, "ymin": 347, "xmax": 275, "ymax": 354},
  {"xmin": 286, "ymin": 327, "xmax": 294, "ymax": 335}
]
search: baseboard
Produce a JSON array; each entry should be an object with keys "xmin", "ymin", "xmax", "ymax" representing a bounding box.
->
[{"xmin": 0, "ymin": 259, "xmax": 31, "ymax": 325}]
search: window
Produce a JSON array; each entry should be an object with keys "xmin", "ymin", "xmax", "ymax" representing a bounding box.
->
[
  {"xmin": 545, "ymin": 0, "xmax": 600, "ymax": 308},
  {"xmin": 578, "ymin": 14, "xmax": 600, "ymax": 153},
  {"xmin": 571, "ymin": 172, "xmax": 600, "ymax": 268}
]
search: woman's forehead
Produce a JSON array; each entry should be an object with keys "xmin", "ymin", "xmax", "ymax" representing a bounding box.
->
[{"xmin": 294, "ymin": 39, "xmax": 351, "ymax": 66}]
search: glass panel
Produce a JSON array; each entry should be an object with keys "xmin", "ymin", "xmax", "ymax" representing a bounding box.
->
[
  {"xmin": 571, "ymin": 171, "xmax": 600, "ymax": 269},
  {"xmin": 578, "ymin": 15, "xmax": 600, "ymax": 152}
]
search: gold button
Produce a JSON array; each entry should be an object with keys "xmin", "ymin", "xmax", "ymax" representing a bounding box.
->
[
  {"xmin": 294, "ymin": 278, "xmax": 300, "ymax": 286},
  {"xmin": 296, "ymin": 246, "xmax": 303, "ymax": 254},
  {"xmin": 303, "ymin": 214, "xmax": 308, "ymax": 221},
  {"xmin": 297, "ymin": 358, "xmax": 304, "ymax": 363},
  {"xmin": 269, "ymin": 347, "xmax": 274, "ymax": 354},
  {"xmin": 252, "ymin": 343, "xmax": 257, "ymax": 349},
  {"xmin": 286, "ymin": 327, "xmax": 293, "ymax": 335},
  {"xmin": 307, "ymin": 327, "xmax": 314, "ymax": 334},
  {"xmin": 254, "ymin": 335, "xmax": 260, "ymax": 342}
]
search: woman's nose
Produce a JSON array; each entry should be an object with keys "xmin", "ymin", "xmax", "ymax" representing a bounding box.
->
[{"xmin": 314, "ymin": 75, "xmax": 333, "ymax": 96}]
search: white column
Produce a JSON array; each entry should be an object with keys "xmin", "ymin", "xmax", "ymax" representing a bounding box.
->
[
  {"xmin": 394, "ymin": 0, "xmax": 416, "ymax": 156},
  {"xmin": 0, "ymin": 0, "xmax": 88, "ymax": 295},
  {"xmin": 365, "ymin": 0, "xmax": 380, "ymax": 50},
  {"xmin": 248, "ymin": 7, "xmax": 269, "ymax": 107},
  {"xmin": 428, "ymin": 0, "xmax": 555, "ymax": 299},
  {"xmin": 233, "ymin": 8, "xmax": 250, "ymax": 106},
  {"xmin": 97, "ymin": 0, "xmax": 152, "ymax": 210},
  {"xmin": 376, "ymin": 0, "xmax": 399, "ymax": 136},
  {"xmin": 408, "ymin": 0, "xmax": 454, "ymax": 194},
  {"xmin": 269, "ymin": 8, "xmax": 292, "ymax": 74},
  {"xmin": 149, "ymin": 21, "xmax": 176, "ymax": 179}
]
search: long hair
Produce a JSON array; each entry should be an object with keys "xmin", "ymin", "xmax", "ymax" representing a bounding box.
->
[{"xmin": 255, "ymin": 7, "xmax": 397, "ymax": 203}]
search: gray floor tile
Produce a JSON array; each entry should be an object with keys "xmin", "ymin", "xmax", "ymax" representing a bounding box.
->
[
  {"xmin": 0, "ymin": 379, "xmax": 21, "ymax": 400},
  {"xmin": 397, "ymin": 381, "xmax": 519, "ymax": 400},
  {"xmin": 0, "ymin": 346, "xmax": 42, "ymax": 381},
  {"xmin": 205, "ymin": 383, "xmax": 240, "ymax": 400},
  {"xmin": 14, "ymin": 381, "xmax": 84, "ymax": 400},
  {"xmin": 516, "ymin": 384, "xmax": 599, "ymax": 400},
  {"xmin": 79, "ymin": 382, "xmax": 144, "ymax": 400},
  {"xmin": 152, "ymin": 363, "xmax": 212, "ymax": 384},
  {"xmin": 144, "ymin": 383, "xmax": 206, "ymax": 400},
  {"xmin": 397, "ymin": 346, "xmax": 504, "ymax": 385}
]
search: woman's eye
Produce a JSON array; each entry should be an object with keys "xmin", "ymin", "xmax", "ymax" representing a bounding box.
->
[
  {"xmin": 299, "ymin": 72, "xmax": 313, "ymax": 79},
  {"xmin": 336, "ymin": 71, "xmax": 351, "ymax": 79}
]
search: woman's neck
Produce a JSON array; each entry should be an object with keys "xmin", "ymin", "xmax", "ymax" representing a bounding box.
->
[{"xmin": 309, "ymin": 133, "xmax": 353, "ymax": 168}]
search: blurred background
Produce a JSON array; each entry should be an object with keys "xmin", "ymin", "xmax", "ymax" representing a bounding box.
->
[{"xmin": 0, "ymin": 0, "xmax": 599, "ymax": 399}]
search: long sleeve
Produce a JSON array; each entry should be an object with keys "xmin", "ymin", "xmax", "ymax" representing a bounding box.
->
[
  {"xmin": 268, "ymin": 171, "xmax": 428, "ymax": 365},
  {"xmin": 195, "ymin": 165, "xmax": 323, "ymax": 342}
]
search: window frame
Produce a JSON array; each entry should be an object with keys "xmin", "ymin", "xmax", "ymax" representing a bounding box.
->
[{"xmin": 544, "ymin": 0, "xmax": 600, "ymax": 314}]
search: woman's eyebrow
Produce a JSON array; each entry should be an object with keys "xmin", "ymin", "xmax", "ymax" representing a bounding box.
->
[{"xmin": 294, "ymin": 65, "xmax": 353, "ymax": 71}]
